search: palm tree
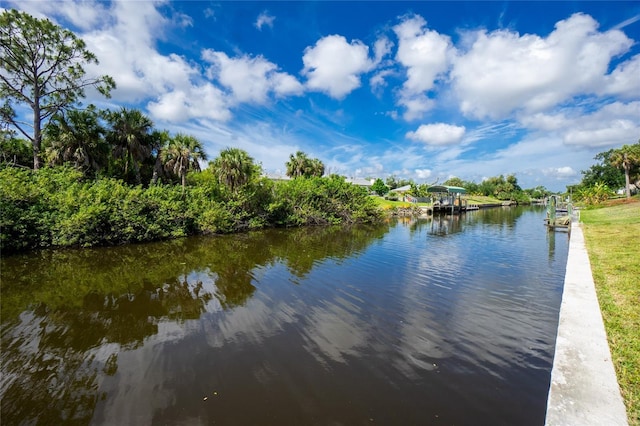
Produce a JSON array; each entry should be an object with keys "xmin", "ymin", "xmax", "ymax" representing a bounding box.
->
[
  {"xmin": 286, "ymin": 151, "xmax": 325, "ymax": 178},
  {"xmin": 44, "ymin": 106, "xmax": 107, "ymax": 174},
  {"xmin": 310, "ymin": 157, "xmax": 325, "ymax": 177},
  {"xmin": 161, "ymin": 133, "xmax": 207, "ymax": 192},
  {"xmin": 610, "ymin": 142, "xmax": 640, "ymax": 199},
  {"xmin": 209, "ymin": 147, "xmax": 258, "ymax": 193},
  {"xmin": 286, "ymin": 151, "xmax": 309, "ymax": 178},
  {"xmin": 104, "ymin": 108, "xmax": 153, "ymax": 184}
]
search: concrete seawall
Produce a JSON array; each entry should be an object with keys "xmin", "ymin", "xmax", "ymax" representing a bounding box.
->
[{"xmin": 545, "ymin": 221, "xmax": 628, "ymax": 425}]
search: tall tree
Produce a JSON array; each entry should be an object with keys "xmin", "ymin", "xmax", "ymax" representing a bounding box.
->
[
  {"xmin": 209, "ymin": 147, "xmax": 259, "ymax": 193},
  {"xmin": 161, "ymin": 133, "xmax": 207, "ymax": 192},
  {"xmin": 610, "ymin": 141, "xmax": 640, "ymax": 199},
  {"xmin": 0, "ymin": 10, "xmax": 115, "ymax": 170},
  {"xmin": 44, "ymin": 105, "xmax": 107, "ymax": 174},
  {"xmin": 285, "ymin": 151, "xmax": 324, "ymax": 178},
  {"xmin": 443, "ymin": 177, "xmax": 465, "ymax": 188},
  {"xmin": 285, "ymin": 151, "xmax": 308, "ymax": 178},
  {"xmin": 580, "ymin": 148, "xmax": 625, "ymax": 190},
  {"xmin": 104, "ymin": 108, "xmax": 153, "ymax": 184},
  {"xmin": 310, "ymin": 158, "xmax": 325, "ymax": 177}
]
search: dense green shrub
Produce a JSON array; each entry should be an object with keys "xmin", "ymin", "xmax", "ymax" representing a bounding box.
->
[
  {"xmin": 1, "ymin": 166, "xmax": 382, "ymax": 254},
  {"xmin": 0, "ymin": 166, "xmax": 83, "ymax": 250},
  {"xmin": 270, "ymin": 175, "xmax": 381, "ymax": 226},
  {"xmin": 575, "ymin": 182, "xmax": 614, "ymax": 205}
]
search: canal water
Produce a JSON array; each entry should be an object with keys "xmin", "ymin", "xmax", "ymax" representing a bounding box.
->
[{"xmin": 1, "ymin": 206, "xmax": 569, "ymax": 425}]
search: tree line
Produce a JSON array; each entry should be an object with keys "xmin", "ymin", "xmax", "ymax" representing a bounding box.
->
[
  {"xmin": 0, "ymin": 10, "xmax": 381, "ymax": 254},
  {"xmin": 2, "ymin": 105, "xmax": 208, "ymax": 188},
  {"xmin": 370, "ymin": 142, "xmax": 640, "ymax": 205},
  {"xmin": 370, "ymin": 173, "xmax": 553, "ymax": 203},
  {"xmin": 569, "ymin": 142, "xmax": 640, "ymax": 204}
]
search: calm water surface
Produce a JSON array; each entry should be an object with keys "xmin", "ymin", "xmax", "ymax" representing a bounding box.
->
[{"xmin": 1, "ymin": 207, "xmax": 569, "ymax": 425}]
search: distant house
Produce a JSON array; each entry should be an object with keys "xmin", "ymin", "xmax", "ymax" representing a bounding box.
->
[
  {"xmin": 389, "ymin": 184, "xmax": 411, "ymax": 194},
  {"xmin": 616, "ymin": 184, "xmax": 638, "ymax": 195}
]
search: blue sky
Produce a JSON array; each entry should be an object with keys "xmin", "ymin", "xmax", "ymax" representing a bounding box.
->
[{"xmin": 7, "ymin": 1, "xmax": 640, "ymax": 191}]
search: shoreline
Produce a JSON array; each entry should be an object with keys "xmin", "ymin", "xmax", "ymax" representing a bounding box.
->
[{"xmin": 545, "ymin": 220, "xmax": 628, "ymax": 425}]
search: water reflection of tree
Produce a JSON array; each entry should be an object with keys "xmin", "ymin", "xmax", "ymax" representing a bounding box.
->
[
  {"xmin": 477, "ymin": 205, "xmax": 526, "ymax": 226},
  {"xmin": 2, "ymin": 223, "xmax": 389, "ymax": 320},
  {"xmin": 270, "ymin": 225, "xmax": 388, "ymax": 277},
  {"xmin": 1, "ymin": 317, "xmax": 101, "ymax": 424},
  {"xmin": 0, "ymin": 276, "xmax": 213, "ymax": 425},
  {"xmin": 1, "ymin": 223, "xmax": 390, "ymax": 423}
]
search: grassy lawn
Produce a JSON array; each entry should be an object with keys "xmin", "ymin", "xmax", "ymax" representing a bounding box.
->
[
  {"xmin": 465, "ymin": 195, "xmax": 503, "ymax": 205},
  {"xmin": 370, "ymin": 196, "xmax": 414, "ymax": 210},
  {"xmin": 580, "ymin": 197, "xmax": 640, "ymax": 425}
]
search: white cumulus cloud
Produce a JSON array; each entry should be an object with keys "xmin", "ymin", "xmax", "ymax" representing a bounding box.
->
[
  {"xmin": 302, "ymin": 35, "xmax": 373, "ymax": 99},
  {"xmin": 601, "ymin": 54, "xmax": 640, "ymax": 99},
  {"xmin": 394, "ymin": 15, "xmax": 453, "ymax": 94},
  {"xmin": 451, "ymin": 13, "xmax": 634, "ymax": 119},
  {"xmin": 519, "ymin": 101, "xmax": 640, "ymax": 149},
  {"xmin": 563, "ymin": 119, "xmax": 638, "ymax": 148},
  {"xmin": 406, "ymin": 123, "xmax": 466, "ymax": 146},
  {"xmin": 203, "ymin": 50, "xmax": 303, "ymax": 104},
  {"xmin": 542, "ymin": 167, "xmax": 577, "ymax": 178},
  {"xmin": 393, "ymin": 15, "xmax": 453, "ymax": 120},
  {"xmin": 10, "ymin": 0, "xmax": 108, "ymax": 30},
  {"xmin": 147, "ymin": 84, "xmax": 232, "ymax": 123}
]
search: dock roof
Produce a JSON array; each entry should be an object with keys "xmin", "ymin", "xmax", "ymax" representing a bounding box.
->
[{"xmin": 427, "ymin": 185, "xmax": 467, "ymax": 194}]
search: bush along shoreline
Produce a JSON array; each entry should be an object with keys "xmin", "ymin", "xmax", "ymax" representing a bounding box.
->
[{"xmin": 0, "ymin": 166, "xmax": 382, "ymax": 255}]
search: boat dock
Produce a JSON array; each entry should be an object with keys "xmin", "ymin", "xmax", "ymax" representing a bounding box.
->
[{"xmin": 545, "ymin": 195, "xmax": 573, "ymax": 232}]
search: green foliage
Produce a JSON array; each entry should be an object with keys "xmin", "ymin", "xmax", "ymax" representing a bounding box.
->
[
  {"xmin": 574, "ymin": 142, "xmax": 640, "ymax": 202},
  {"xmin": 103, "ymin": 107, "xmax": 154, "ymax": 184},
  {"xmin": 1, "ymin": 165, "xmax": 383, "ymax": 254},
  {"xmin": 580, "ymin": 148, "xmax": 626, "ymax": 189},
  {"xmin": 0, "ymin": 166, "xmax": 83, "ymax": 251},
  {"xmin": 407, "ymin": 183, "xmax": 429, "ymax": 197},
  {"xmin": 161, "ymin": 133, "xmax": 206, "ymax": 190},
  {"xmin": 575, "ymin": 182, "xmax": 614, "ymax": 205},
  {"xmin": 464, "ymin": 181, "xmax": 480, "ymax": 194},
  {"xmin": 371, "ymin": 178, "xmax": 389, "ymax": 196},
  {"xmin": 443, "ymin": 177, "xmax": 465, "ymax": 187},
  {"xmin": 609, "ymin": 141, "xmax": 640, "ymax": 199},
  {"xmin": 269, "ymin": 175, "xmax": 381, "ymax": 227},
  {"xmin": 44, "ymin": 105, "xmax": 108, "ymax": 175},
  {"xmin": 209, "ymin": 147, "xmax": 260, "ymax": 193},
  {"xmin": 0, "ymin": 9, "xmax": 115, "ymax": 169},
  {"xmin": 476, "ymin": 174, "xmax": 525, "ymax": 201},
  {"xmin": 0, "ymin": 132, "xmax": 32, "ymax": 167},
  {"xmin": 285, "ymin": 151, "xmax": 325, "ymax": 178},
  {"xmin": 0, "ymin": 12, "xmax": 387, "ymax": 254}
]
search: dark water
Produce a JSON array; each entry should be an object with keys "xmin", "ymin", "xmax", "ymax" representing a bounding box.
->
[{"xmin": 1, "ymin": 206, "xmax": 569, "ymax": 425}]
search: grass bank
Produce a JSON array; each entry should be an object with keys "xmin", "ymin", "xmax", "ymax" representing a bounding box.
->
[{"xmin": 580, "ymin": 197, "xmax": 640, "ymax": 425}]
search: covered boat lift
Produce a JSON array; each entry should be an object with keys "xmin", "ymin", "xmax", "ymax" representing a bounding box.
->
[{"xmin": 427, "ymin": 185, "xmax": 469, "ymax": 214}]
